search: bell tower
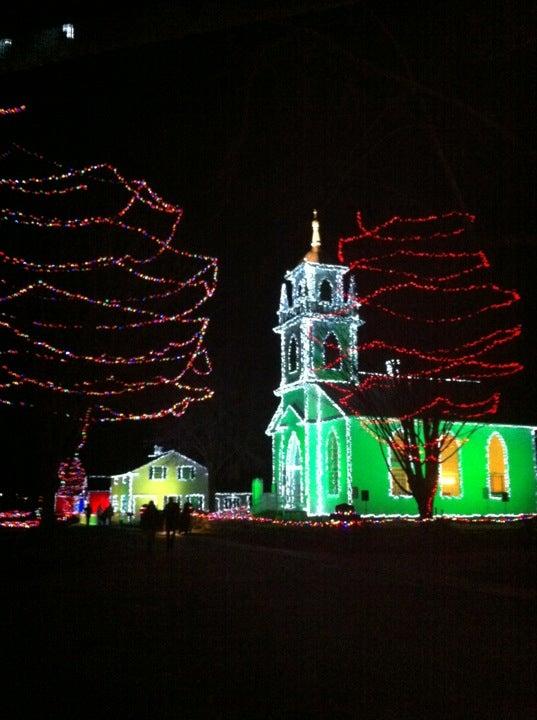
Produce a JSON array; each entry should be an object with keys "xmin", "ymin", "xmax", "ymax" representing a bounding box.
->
[{"xmin": 275, "ymin": 211, "xmax": 362, "ymax": 390}]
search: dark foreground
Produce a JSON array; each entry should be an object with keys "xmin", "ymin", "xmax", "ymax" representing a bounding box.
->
[{"xmin": 1, "ymin": 523, "xmax": 535, "ymax": 719}]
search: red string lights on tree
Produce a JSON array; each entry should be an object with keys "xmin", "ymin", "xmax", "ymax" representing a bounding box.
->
[
  {"xmin": 0, "ymin": 107, "xmax": 218, "ymax": 498},
  {"xmin": 326, "ymin": 209, "xmax": 522, "ymax": 518}
]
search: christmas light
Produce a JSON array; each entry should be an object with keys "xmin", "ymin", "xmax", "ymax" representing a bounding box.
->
[{"xmin": 0, "ymin": 119, "xmax": 217, "ymax": 455}]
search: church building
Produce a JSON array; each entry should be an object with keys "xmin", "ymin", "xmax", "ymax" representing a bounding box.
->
[{"xmin": 265, "ymin": 214, "xmax": 537, "ymax": 518}]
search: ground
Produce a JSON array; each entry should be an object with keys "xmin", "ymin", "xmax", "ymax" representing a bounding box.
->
[{"xmin": 1, "ymin": 520, "xmax": 535, "ymax": 719}]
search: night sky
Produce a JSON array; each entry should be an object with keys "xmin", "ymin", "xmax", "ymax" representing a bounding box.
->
[{"xmin": 0, "ymin": 1, "xmax": 535, "ymax": 496}]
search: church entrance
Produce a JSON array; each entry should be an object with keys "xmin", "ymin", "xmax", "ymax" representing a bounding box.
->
[{"xmin": 282, "ymin": 433, "xmax": 305, "ymax": 510}]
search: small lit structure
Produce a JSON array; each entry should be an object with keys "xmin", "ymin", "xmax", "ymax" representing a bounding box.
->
[
  {"xmin": 110, "ymin": 446, "xmax": 209, "ymax": 517},
  {"xmin": 62, "ymin": 24, "xmax": 75, "ymax": 39}
]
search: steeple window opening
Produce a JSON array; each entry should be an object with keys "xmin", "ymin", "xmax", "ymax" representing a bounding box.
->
[
  {"xmin": 288, "ymin": 335, "xmax": 299, "ymax": 373},
  {"xmin": 319, "ymin": 279, "xmax": 333, "ymax": 303},
  {"xmin": 323, "ymin": 333, "xmax": 342, "ymax": 371},
  {"xmin": 285, "ymin": 280, "xmax": 294, "ymax": 307}
]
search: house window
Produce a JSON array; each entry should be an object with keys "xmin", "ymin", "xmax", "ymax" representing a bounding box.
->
[
  {"xmin": 439, "ymin": 434, "xmax": 462, "ymax": 497},
  {"xmin": 323, "ymin": 333, "xmax": 341, "ymax": 370},
  {"xmin": 319, "ymin": 279, "xmax": 332, "ymax": 303},
  {"xmin": 178, "ymin": 465, "xmax": 194, "ymax": 480},
  {"xmin": 185, "ymin": 494, "xmax": 204, "ymax": 509},
  {"xmin": 488, "ymin": 434, "xmax": 508, "ymax": 496},
  {"xmin": 326, "ymin": 432, "xmax": 340, "ymax": 495},
  {"xmin": 389, "ymin": 441, "xmax": 411, "ymax": 496},
  {"xmin": 149, "ymin": 465, "xmax": 167, "ymax": 480},
  {"xmin": 288, "ymin": 336, "xmax": 298, "ymax": 373}
]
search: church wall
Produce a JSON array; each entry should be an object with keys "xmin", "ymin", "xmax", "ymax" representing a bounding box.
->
[
  {"xmin": 305, "ymin": 415, "xmax": 349, "ymax": 515},
  {"xmin": 348, "ymin": 419, "xmax": 415, "ymax": 515},
  {"xmin": 347, "ymin": 419, "xmax": 536, "ymax": 517}
]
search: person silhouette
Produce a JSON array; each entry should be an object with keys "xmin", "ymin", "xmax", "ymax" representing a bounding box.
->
[
  {"xmin": 140, "ymin": 500, "xmax": 160, "ymax": 553},
  {"xmin": 84, "ymin": 503, "xmax": 92, "ymax": 526},
  {"xmin": 163, "ymin": 498, "xmax": 181, "ymax": 550},
  {"xmin": 180, "ymin": 501, "xmax": 193, "ymax": 535}
]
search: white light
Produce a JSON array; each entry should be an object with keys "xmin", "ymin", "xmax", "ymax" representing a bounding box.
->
[
  {"xmin": 62, "ymin": 24, "xmax": 75, "ymax": 39},
  {"xmin": 0, "ymin": 39, "xmax": 12, "ymax": 47}
]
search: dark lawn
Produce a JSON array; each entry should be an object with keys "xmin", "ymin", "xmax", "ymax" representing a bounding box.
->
[{"xmin": 1, "ymin": 522, "xmax": 535, "ymax": 719}]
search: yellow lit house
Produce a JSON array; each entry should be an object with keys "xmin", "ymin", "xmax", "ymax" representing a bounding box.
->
[{"xmin": 110, "ymin": 445, "xmax": 208, "ymax": 518}]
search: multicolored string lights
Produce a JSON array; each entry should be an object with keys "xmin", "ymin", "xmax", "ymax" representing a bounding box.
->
[{"xmin": 0, "ymin": 110, "xmax": 218, "ymax": 467}]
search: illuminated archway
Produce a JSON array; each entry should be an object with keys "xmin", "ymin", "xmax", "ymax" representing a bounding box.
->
[{"xmin": 282, "ymin": 433, "xmax": 305, "ymax": 509}]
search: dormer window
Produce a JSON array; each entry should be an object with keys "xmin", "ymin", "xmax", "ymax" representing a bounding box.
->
[
  {"xmin": 319, "ymin": 279, "xmax": 332, "ymax": 303},
  {"xmin": 288, "ymin": 336, "xmax": 298, "ymax": 373}
]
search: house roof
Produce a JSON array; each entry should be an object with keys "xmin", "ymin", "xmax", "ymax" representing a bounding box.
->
[{"xmin": 110, "ymin": 449, "xmax": 207, "ymax": 477}]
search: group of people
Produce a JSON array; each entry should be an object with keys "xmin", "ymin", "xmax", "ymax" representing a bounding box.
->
[
  {"xmin": 141, "ymin": 498, "xmax": 193, "ymax": 551},
  {"xmin": 84, "ymin": 503, "xmax": 113, "ymax": 526}
]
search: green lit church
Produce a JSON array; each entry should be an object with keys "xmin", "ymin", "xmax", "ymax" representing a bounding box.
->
[{"xmin": 264, "ymin": 215, "xmax": 537, "ymax": 518}]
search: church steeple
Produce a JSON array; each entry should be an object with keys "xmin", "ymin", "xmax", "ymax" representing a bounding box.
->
[{"xmin": 275, "ymin": 214, "xmax": 362, "ymax": 389}]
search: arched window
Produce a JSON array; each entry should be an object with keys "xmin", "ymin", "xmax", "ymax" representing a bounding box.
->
[
  {"xmin": 323, "ymin": 333, "xmax": 341, "ymax": 370},
  {"xmin": 319, "ymin": 279, "xmax": 332, "ymax": 303},
  {"xmin": 439, "ymin": 434, "xmax": 461, "ymax": 497},
  {"xmin": 288, "ymin": 336, "xmax": 298, "ymax": 373},
  {"xmin": 326, "ymin": 432, "xmax": 340, "ymax": 494},
  {"xmin": 488, "ymin": 433, "xmax": 508, "ymax": 495},
  {"xmin": 389, "ymin": 439, "xmax": 411, "ymax": 496}
]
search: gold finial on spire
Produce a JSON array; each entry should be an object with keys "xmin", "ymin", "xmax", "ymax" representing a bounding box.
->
[{"xmin": 311, "ymin": 209, "xmax": 321, "ymax": 249}]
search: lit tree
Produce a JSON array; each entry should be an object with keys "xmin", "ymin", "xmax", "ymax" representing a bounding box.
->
[
  {"xmin": 0, "ymin": 106, "xmax": 217, "ymax": 515},
  {"xmin": 329, "ymin": 210, "xmax": 522, "ymax": 518}
]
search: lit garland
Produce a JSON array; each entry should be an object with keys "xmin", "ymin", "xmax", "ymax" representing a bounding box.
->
[
  {"xmin": 0, "ymin": 105, "xmax": 26, "ymax": 116},
  {"xmin": 0, "ymin": 115, "xmax": 217, "ymax": 448},
  {"xmin": 203, "ymin": 509, "xmax": 537, "ymax": 525},
  {"xmin": 329, "ymin": 210, "xmax": 522, "ymax": 421}
]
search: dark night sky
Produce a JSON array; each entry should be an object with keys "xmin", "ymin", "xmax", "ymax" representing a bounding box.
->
[{"xmin": 0, "ymin": 1, "xmax": 535, "ymax": 495}]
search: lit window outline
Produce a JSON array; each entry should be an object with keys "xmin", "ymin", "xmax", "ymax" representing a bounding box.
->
[
  {"xmin": 326, "ymin": 431, "xmax": 340, "ymax": 495},
  {"xmin": 439, "ymin": 433, "xmax": 462, "ymax": 498},
  {"xmin": 178, "ymin": 465, "xmax": 194, "ymax": 480},
  {"xmin": 487, "ymin": 432, "xmax": 510, "ymax": 498},
  {"xmin": 388, "ymin": 441, "xmax": 412, "ymax": 497},
  {"xmin": 149, "ymin": 465, "xmax": 167, "ymax": 480}
]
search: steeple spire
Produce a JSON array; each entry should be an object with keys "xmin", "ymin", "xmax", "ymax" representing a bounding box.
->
[
  {"xmin": 304, "ymin": 209, "xmax": 327, "ymax": 263},
  {"xmin": 311, "ymin": 209, "xmax": 321, "ymax": 249}
]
